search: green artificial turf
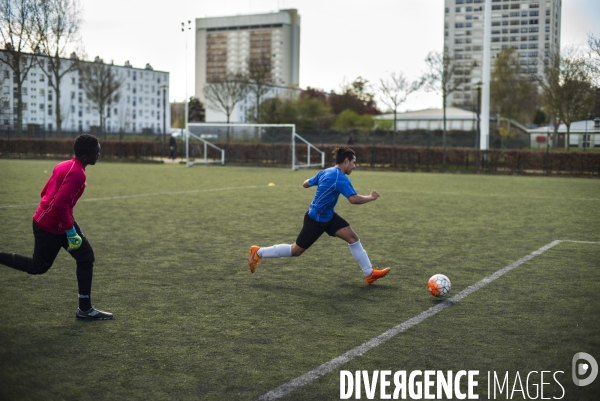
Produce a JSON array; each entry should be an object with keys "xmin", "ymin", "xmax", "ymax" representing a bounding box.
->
[{"xmin": 0, "ymin": 159, "xmax": 598, "ymax": 400}]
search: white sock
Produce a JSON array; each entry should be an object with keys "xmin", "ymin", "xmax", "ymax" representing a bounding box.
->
[
  {"xmin": 348, "ymin": 240, "xmax": 373, "ymax": 276},
  {"xmin": 258, "ymin": 244, "xmax": 293, "ymax": 258}
]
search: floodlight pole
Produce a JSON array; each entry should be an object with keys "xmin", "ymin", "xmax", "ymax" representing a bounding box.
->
[{"xmin": 480, "ymin": 0, "xmax": 492, "ymax": 151}]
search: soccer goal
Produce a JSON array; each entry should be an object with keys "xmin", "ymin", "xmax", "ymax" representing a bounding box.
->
[{"xmin": 185, "ymin": 123, "xmax": 325, "ymax": 170}]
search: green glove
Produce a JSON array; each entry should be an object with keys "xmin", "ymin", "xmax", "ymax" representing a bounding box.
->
[{"xmin": 66, "ymin": 227, "xmax": 82, "ymax": 252}]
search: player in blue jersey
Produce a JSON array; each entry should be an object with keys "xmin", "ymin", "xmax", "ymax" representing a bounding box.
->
[{"xmin": 248, "ymin": 147, "xmax": 390, "ymax": 284}]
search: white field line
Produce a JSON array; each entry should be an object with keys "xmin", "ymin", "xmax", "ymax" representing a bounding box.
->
[
  {"xmin": 384, "ymin": 189, "xmax": 600, "ymax": 202},
  {"xmin": 255, "ymin": 239, "xmax": 600, "ymax": 401},
  {"xmin": 0, "ymin": 185, "xmax": 265, "ymax": 209}
]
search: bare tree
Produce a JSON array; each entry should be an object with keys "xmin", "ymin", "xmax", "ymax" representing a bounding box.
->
[
  {"xmin": 78, "ymin": 57, "xmax": 123, "ymax": 139},
  {"xmin": 378, "ymin": 72, "xmax": 422, "ymax": 144},
  {"xmin": 539, "ymin": 50, "xmax": 595, "ymax": 150},
  {"xmin": 244, "ymin": 53, "xmax": 276, "ymax": 123},
  {"xmin": 588, "ymin": 33, "xmax": 600, "ymax": 88},
  {"xmin": 0, "ymin": 0, "xmax": 39, "ymax": 136},
  {"xmin": 491, "ymin": 49, "xmax": 538, "ymax": 147},
  {"xmin": 423, "ymin": 51, "xmax": 469, "ymax": 162},
  {"xmin": 204, "ymin": 73, "xmax": 247, "ymax": 143},
  {"xmin": 35, "ymin": 0, "xmax": 82, "ymax": 136}
]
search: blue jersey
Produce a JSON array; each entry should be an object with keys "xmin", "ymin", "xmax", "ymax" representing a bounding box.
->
[{"xmin": 306, "ymin": 166, "xmax": 357, "ymax": 222}]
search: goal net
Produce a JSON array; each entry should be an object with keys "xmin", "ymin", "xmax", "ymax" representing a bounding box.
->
[{"xmin": 185, "ymin": 123, "xmax": 325, "ymax": 170}]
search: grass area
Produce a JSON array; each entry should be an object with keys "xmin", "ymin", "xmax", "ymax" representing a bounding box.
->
[{"xmin": 0, "ymin": 160, "xmax": 599, "ymax": 400}]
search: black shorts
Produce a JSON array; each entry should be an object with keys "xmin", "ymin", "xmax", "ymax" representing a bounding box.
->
[{"xmin": 295, "ymin": 212, "xmax": 350, "ymax": 250}]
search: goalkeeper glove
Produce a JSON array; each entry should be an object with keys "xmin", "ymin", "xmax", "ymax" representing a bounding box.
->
[{"xmin": 66, "ymin": 227, "xmax": 82, "ymax": 252}]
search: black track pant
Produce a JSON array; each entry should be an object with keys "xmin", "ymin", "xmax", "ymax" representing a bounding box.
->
[{"xmin": 0, "ymin": 220, "xmax": 95, "ymax": 305}]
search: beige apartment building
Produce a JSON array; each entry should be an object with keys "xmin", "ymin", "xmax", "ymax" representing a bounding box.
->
[{"xmin": 195, "ymin": 9, "xmax": 301, "ymax": 122}]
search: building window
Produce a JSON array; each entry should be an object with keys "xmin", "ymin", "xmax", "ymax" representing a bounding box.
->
[
  {"xmin": 529, "ymin": 11, "xmax": 539, "ymax": 16},
  {"xmin": 529, "ymin": 19, "xmax": 538, "ymax": 25}
]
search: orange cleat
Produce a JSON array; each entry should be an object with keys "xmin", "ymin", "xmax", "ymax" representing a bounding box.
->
[
  {"xmin": 248, "ymin": 246, "xmax": 261, "ymax": 273},
  {"xmin": 365, "ymin": 267, "xmax": 390, "ymax": 284}
]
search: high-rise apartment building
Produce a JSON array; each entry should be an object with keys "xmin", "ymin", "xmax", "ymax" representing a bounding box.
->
[
  {"xmin": 195, "ymin": 9, "xmax": 301, "ymax": 122},
  {"xmin": 444, "ymin": 0, "xmax": 562, "ymax": 107}
]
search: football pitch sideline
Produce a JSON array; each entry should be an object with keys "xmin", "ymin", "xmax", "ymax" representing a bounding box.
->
[{"xmin": 0, "ymin": 159, "xmax": 599, "ymax": 400}]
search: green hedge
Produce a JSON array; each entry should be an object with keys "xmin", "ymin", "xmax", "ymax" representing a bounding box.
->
[{"xmin": 1, "ymin": 138, "xmax": 599, "ymax": 176}]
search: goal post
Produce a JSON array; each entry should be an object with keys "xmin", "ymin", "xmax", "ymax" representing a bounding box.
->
[
  {"xmin": 185, "ymin": 123, "xmax": 227, "ymax": 166},
  {"xmin": 185, "ymin": 123, "xmax": 325, "ymax": 170}
]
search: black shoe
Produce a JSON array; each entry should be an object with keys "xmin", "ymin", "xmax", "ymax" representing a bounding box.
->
[{"xmin": 76, "ymin": 306, "xmax": 113, "ymax": 320}]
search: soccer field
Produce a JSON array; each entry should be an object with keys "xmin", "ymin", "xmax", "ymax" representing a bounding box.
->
[{"xmin": 0, "ymin": 159, "xmax": 599, "ymax": 400}]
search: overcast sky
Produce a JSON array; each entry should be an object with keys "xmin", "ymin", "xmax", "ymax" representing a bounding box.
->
[{"xmin": 80, "ymin": 0, "xmax": 599, "ymax": 111}]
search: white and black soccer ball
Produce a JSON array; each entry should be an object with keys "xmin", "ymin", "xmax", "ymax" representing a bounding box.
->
[{"xmin": 428, "ymin": 274, "xmax": 451, "ymax": 298}]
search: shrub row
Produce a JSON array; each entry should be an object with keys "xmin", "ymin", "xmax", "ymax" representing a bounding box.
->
[{"xmin": 1, "ymin": 138, "xmax": 599, "ymax": 176}]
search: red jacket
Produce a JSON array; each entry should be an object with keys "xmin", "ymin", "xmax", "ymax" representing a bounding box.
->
[{"xmin": 33, "ymin": 158, "xmax": 87, "ymax": 234}]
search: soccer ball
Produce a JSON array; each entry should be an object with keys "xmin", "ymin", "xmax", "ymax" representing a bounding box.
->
[{"xmin": 428, "ymin": 274, "xmax": 451, "ymax": 298}]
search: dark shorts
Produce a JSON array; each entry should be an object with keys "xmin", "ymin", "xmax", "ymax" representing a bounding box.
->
[{"xmin": 295, "ymin": 212, "xmax": 350, "ymax": 250}]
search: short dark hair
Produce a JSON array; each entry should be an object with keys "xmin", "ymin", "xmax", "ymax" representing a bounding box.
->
[
  {"xmin": 74, "ymin": 134, "xmax": 99, "ymax": 157},
  {"xmin": 332, "ymin": 147, "xmax": 355, "ymax": 164}
]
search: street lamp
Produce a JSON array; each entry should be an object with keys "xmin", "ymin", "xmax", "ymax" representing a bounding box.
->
[
  {"xmin": 475, "ymin": 81, "xmax": 482, "ymax": 149},
  {"xmin": 182, "ymin": 20, "xmax": 191, "ymax": 132},
  {"xmin": 161, "ymin": 84, "xmax": 168, "ymax": 157}
]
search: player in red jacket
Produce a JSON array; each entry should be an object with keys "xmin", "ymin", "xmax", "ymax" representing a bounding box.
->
[{"xmin": 0, "ymin": 134, "xmax": 112, "ymax": 320}]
